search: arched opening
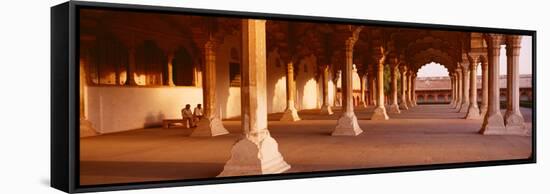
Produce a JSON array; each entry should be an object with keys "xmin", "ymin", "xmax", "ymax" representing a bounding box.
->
[
  {"xmin": 87, "ymin": 33, "xmax": 128, "ymax": 85},
  {"xmin": 172, "ymin": 47, "xmax": 195, "ymax": 86},
  {"xmin": 416, "ymin": 62, "xmax": 449, "ymax": 104},
  {"xmin": 135, "ymin": 40, "xmax": 166, "ymax": 86}
]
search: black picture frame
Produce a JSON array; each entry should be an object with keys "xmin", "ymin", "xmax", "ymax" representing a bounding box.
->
[{"xmin": 51, "ymin": 1, "xmax": 536, "ymax": 193}]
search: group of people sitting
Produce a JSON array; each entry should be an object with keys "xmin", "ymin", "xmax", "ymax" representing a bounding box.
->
[{"xmin": 181, "ymin": 104, "xmax": 203, "ymax": 128}]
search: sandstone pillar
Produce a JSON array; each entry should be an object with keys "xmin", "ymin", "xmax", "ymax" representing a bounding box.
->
[
  {"xmin": 389, "ymin": 62, "xmax": 400, "ymax": 113},
  {"xmin": 411, "ymin": 73, "xmax": 418, "ymax": 106},
  {"xmin": 480, "ymin": 34, "xmax": 506, "ymax": 134},
  {"xmin": 504, "ymin": 35, "xmax": 526, "ymax": 133},
  {"xmin": 359, "ymin": 75, "xmax": 368, "ymax": 108},
  {"xmin": 367, "ymin": 65, "xmax": 376, "ymax": 107},
  {"xmin": 192, "ymin": 40, "xmax": 229, "ymax": 137},
  {"xmin": 165, "ymin": 52, "xmax": 176, "ymax": 86},
  {"xmin": 320, "ymin": 65, "xmax": 334, "ymax": 115},
  {"xmin": 125, "ymin": 48, "xmax": 138, "ymax": 86},
  {"xmin": 480, "ymin": 59, "xmax": 489, "ymax": 116},
  {"xmin": 399, "ymin": 65, "xmax": 409, "ymax": 110},
  {"xmin": 459, "ymin": 65, "xmax": 470, "ymax": 113},
  {"xmin": 80, "ymin": 58, "xmax": 97, "ymax": 137},
  {"xmin": 280, "ymin": 61, "xmax": 301, "ymax": 121},
  {"xmin": 219, "ymin": 20, "xmax": 290, "ymax": 176},
  {"xmin": 454, "ymin": 69, "xmax": 463, "ymax": 110},
  {"xmin": 371, "ymin": 53, "xmax": 389, "ymax": 120},
  {"xmin": 406, "ymin": 71, "xmax": 414, "ymax": 108},
  {"xmin": 466, "ymin": 57, "xmax": 481, "ymax": 119},
  {"xmin": 449, "ymin": 73, "xmax": 456, "ymax": 107},
  {"xmin": 333, "ymin": 39, "xmax": 363, "ymax": 136}
]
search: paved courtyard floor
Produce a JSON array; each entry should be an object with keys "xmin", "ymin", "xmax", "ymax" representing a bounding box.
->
[{"xmin": 80, "ymin": 104, "xmax": 533, "ymax": 186}]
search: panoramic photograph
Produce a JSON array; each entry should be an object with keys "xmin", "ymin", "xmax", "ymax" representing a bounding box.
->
[{"xmin": 77, "ymin": 7, "xmax": 533, "ymax": 186}]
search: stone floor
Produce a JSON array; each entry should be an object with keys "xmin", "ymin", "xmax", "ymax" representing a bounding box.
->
[{"xmin": 80, "ymin": 104, "xmax": 533, "ymax": 186}]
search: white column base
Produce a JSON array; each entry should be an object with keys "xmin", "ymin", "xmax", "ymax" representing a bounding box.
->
[
  {"xmin": 480, "ymin": 113, "xmax": 508, "ymax": 135},
  {"xmin": 388, "ymin": 104, "xmax": 401, "ymax": 114},
  {"xmin": 399, "ymin": 102, "xmax": 409, "ymax": 110},
  {"xmin": 505, "ymin": 111, "xmax": 526, "ymax": 133},
  {"xmin": 191, "ymin": 117, "xmax": 229, "ymax": 137},
  {"xmin": 332, "ymin": 112, "xmax": 363, "ymax": 136},
  {"xmin": 459, "ymin": 102, "xmax": 469, "ymax": 113},
  {"xmin": 320, "ymin": 105, "xmax": 334, "ymax": 115},
  {"xmin": 371, "ymin": 106, "xmax": 389, "ymax": 120},
  {"xmin": 80, "ymin": 118, "xmax": 98, "ymax": 138},
  {"xmin": 465, "ymin": 106, "xmax": 481, "ymax": 120},
  {"xmin": 280, "ymin": 108, "xmax": 301, "ymax": 122},
  {"xmin": 218, "ymin": 134, "xmax": 291, "ymax": 177}
]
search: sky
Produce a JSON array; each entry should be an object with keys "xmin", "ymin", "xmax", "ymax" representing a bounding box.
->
[{"xmin": 416, "ymin": 35, "xmax": 533, "ymax": 77}]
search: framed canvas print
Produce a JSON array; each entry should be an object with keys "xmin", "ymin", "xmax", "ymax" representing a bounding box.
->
[{"xmin": 51, "ymin": 0, "xmax": 536, "ymax": 193}]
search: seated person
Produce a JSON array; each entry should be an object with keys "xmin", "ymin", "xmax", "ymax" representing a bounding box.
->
[
  {"xmin": 181, "ymin": 104, "xmax": 195, "ymax": 128},
  {"xmin": 193, "ymin": 104, "xmax": 204, "ymax": 122}
]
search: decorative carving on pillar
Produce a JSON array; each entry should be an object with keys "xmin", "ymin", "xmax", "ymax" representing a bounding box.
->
[
  {"xmin": 399, "ymin": 65, "xmax": 409, "ymax": 110},
  {"xmin": 333, "ymin": 26, "xmax": 364, "ymax": 136},
  {"xmin": 192, "ymin": 39, "xmax": 229, "ymax": 137},
  {"xmin": 370, "ymin": 46, "xmax": 390, "ymax": 120},
  {"xmin": 466, "ymin": 55, "xmax": 481, "ymax": 119},
  {"xmin": 219, "ymin": 19, "xmax": 290, "ymax": 176},
  {"xmin": 504, "ymin": 35, "xmax": 527, "ymax": 134},
  {"xmin": 480, "ymin": 34, "xmax": 507, "ymax": 135},
  {"xmin": 280, "ymin": 60, "xmax": 301, "ymax": 121},
  {"xmin": 320, "ymin": 65, "xmax": 334, "ymax": 115},
  {"xmin": 388, "ymin": 57, "xmax": 400, "ymax": 113}
]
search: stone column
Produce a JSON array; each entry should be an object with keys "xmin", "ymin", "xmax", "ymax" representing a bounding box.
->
[
  {"xmin": 454, "ymin": 68, "xmax": 463, "ymax": 110},
  {"xmin": 320, "ymin": 65, "xmax": 334, "ymax": 115},
  {"xmin": 332, "ymin": 39, "xmax": 363, "ymax": 136},
  {"xmin": 504, "ymin": 35, "xmax": 526, "ymax": 133},
  {"xmin": 389, "ymin": 63, "xmax": 400, "ymax": 113},
  {"xmin": 480, "ymin": 59, "xmax": 489, "ymax": 116},
  {"xmin": 280, "ymin": 61, "xmax": 301, "ymax": 121},
  {"xmin": 165, "ymin": 52, "xmax": 176, "ymax": 86},
  {"xmin": 79, "ymin": 58, "xmax": 97, "ymax": 137},
  {"xmin": 459, "ymin": 65, "xmax": 470, "ymax": 113},
  {"xmin": 449, "ymin": 73, "xmax": 456, "ymax": 107},
  {"xmin": 412, "ymin": 73, "xmax": 418, "ymax": 106},
  {"xmin": 399, "ymin": 65, "xmax": 409, "ymax": 110},
  {"xmin": 406, "ymin": 71, "xmax": 414, "ymax": 108},
  {"xmin": 367, "ymin": 65, "xmax": 376, "ymax": 107},
  {"xmin": 480, "ymin": 34, "xmax": 506, "ymax": 135},
  {"xmin": 466, "ymin": 57, "xmax": 481, "ymax": 119},
  {"xmin": 219, "ymin": 19, "xmax": 290, "ymax": 176},
  {"xmin": 371, "ymin": 53, "xmax": 389, "ymax": 120},
  {"xmin": 192, "ymin": 40, "xmax": 229, "ymax": 137},
  {"xmin": 359, "ymin": 75, "xmax": 368, "ymax": 108},
  {"xmin": 125, "ymin": 48, "xmax": 138, "ymax": 86}
]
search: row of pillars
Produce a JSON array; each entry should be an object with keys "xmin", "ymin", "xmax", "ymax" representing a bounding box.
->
[{"xmin": 449, "ymin": 34, "xmax": 527, "ymax": 135}]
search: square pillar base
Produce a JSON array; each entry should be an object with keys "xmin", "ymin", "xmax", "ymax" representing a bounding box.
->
[
  {"xmin": 371, "ymin": 106, "xmax": 389, "ymax": 120},
  {"xmin": 191, "ymin": 117, "xmax": 229, "ymax": 137},
  {"xmin": 388, "ymin": 104, "xmax": 401, "ymax": 114},
  {"xmin": 280, "ymin": 108, "xmax": 301, "ymax": 122},
  {"xmin": 465, "ymin": 106, "xmax": 482, "ymax": 120},
  {"xmin": 320, "ymin": 105, "xmax": 334, "ymax": 115},
  {"xmin": 218, "ymin": 135, "xmax": 291, "ymax": 177},
  {"xmin": 480, "ymin": 113, "xmax": 508, "ymax": 135},
  {"xmin": 459, "ymin": 102, "xmax": 469, "ymax": 113},
  {"xmin": 80, "ymin": 119, "xmax": 98, "ymax": 138},
  {"xmin": 332, "ymin": 112, "xmax": 363, "ymax": 136}
]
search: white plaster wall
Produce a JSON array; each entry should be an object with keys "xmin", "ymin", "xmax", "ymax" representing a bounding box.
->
[
  {"xmin": 86, "ymin": 86, "xmax": 203, "ymax": 134},
  {"xmin": 296, "ymin": 55, "xmax": 321, "ymax": 110}
]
